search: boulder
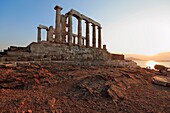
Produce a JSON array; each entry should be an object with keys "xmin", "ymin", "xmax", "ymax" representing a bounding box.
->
[{"xmin": 152, "ymin": 76, "xmax": 170, "ymax": 86}]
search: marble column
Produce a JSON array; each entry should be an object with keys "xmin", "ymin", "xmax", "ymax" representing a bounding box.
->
[
  {"xmin": 68, "ymin": 14, "xmax": 73, "ymax": 45},
  {"xmin": 82, "ymin": 38, "xmax": 85, "ymax": 46},
  {"xmin": 47, "ymin": 26, "xmax": 54, "ymax": 42},
  {"xmin": 92, "ymin": 24, "xmax": 96, "ymax": 48},
  {"xmin": 86, "ymin": 21, "xmax": 90, "ymax": 48},
  {"xmin": 73, "ymin": 36, "xmax": 76, "ymax": 45},
  {"xmin": 61, "ymin": 15, "xmax": 66, "ymax": 43},
  {"xmin": 78, "ymin": 17, "xmax": 82, "ymax": 46},
  {"xmin": 37, "ymin": 27, "xmax": 41, "ymax": 43},
  {"xmin": 98, "ymin": 26, "xmax": 102, "ymax": 48},
  {"xmin": 103, "ymin": 45, "xmax": 107, "ymax": 50},
  {"xmin": 47, "ymin": 29, "xmax": 49, "ymax": 42},
  {"xmin": 54, "ymin": 5, "xmax": 63, "ymax": 43}
]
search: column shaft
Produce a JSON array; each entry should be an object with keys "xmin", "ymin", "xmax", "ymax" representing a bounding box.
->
[
  {"xmin": 78, "ymin": 17, "xmax": 82, "ymax": 46},
  {"xmin": 92, "ymin": 24, "xmax": 96, "ymax": 48},
  {"xmin": 47, "ymin": 26, "xmax": 54, "ymax": 42},
  {"xmin": 82, "ymin": 38, "xmax": 85, "ymax": 46},
  {"xmin": 98, "ymin": 26, "xmax": 102, "ymax": 48},
  {"xmin": 37, "ymin": 27, "xmax": 41, "ymax": 43},
  {"xmin": 73, "ymin": 36, "xmax": 76, "ymax": 45},
  {"xmin": 86, "ymin": 21, "xmax": 90, "ymax": 48},
  {"xmin": 47, "ymin": 30, "xmax": 49, "ymax": 42},
  {"xmin": 61, "ymin": 15, "xmax": 66, "ymax": 43},
  {"xmin": 54, "ymin": 6, "xmax": 62, "ymax": 43},
  {"xmin": 68, "ymin": 14, "xmax": 73, "ymax": 45}
]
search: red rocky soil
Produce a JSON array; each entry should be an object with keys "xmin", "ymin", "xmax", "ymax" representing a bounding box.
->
[{"xmin": 0, "ymin": 62, "xmax": 170, "ymax": 113}]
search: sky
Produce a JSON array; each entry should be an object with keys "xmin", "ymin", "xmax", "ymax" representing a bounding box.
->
[{"xmin": 0, "ymin": 0, "xmax": 170, "ymax": 56}]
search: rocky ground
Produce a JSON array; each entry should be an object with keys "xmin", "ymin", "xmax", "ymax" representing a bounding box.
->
[{"xmin": 0, "ymin": 62, "xmax": 170, "ymax": 113}]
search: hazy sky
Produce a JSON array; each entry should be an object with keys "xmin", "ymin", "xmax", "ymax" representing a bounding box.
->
[{"xmin": 1, "ymin": 0, "xmax": 170, "ymax": 55}]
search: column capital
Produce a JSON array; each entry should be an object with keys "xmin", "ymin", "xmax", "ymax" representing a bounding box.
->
[
  {"xmin": 49, "ymin": 26, "xmax": 53, "ymax": 29},
  {"xmin": 68, "ymin": 12, "xmax": 72, "ymax": 17},
  {"xmin": 78, "ymin": 16, "xmax": 82, "ymax": 20},
  {"xmin": 97, "ymin": 26, "xmax": 102, "ymax": 29},
  {"xmin": 92, "ymin": 24, "xmax": 96, "ymax": 27},
  {"xmin": 85, "ymin": 20, "xmax": 90, "ymax": 24},
  {"xmin": 54, "ymin": 5, "xmax": 63, "ymax": 10}
]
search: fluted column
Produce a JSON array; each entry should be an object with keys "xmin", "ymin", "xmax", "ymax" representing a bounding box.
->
[
  {"xmin": 61, "ymin": 15, "xmax": 66, "ymax": 43},
  {"xmin": 98, "ymin": 26, "xmax": 102, "ymax": 48},
  {"xmin": 73, "ymin": 36, "xmax": 76, "ymax": 45},
  {"xmin": 68, "ymin": 14, "xmax": 73, "ymax": 45},
  {"xmin": 86, "ymin": 21, "xmax": 90, "ymax": 48},
  {"xmin": 92, "ymin": 24, "xmax": 96, "ymax": 48},
  {"xmin": 82, "ymin": 38, "xmax": 85, "ymax": 46},
  {"xmin": 37, "ymin": 27, "xmax": 41, "ymax": 43},
  {"xmin": 54, "ymin": 5, "xmax": 63, "ymax": 43},
  {"xmin": 47, "ymin": 26, "xmax": 54, "ymax": 42},
  {"xmin": 78, "ymin": 17, "xmax": 82, "ymax": 46},
  {"xmin": 47, "ymin": 29, "xmax": 49, "ymax": 42}
]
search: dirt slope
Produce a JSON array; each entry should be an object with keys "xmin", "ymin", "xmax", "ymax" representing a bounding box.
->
[{"xmin": 0, "ymin": 62, "xmax": 169, "ymax": 113}]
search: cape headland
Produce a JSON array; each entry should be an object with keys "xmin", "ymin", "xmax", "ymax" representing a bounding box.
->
[{"xmin": 0, "ymin": 5, "xmax": 169, "ymax": 113}]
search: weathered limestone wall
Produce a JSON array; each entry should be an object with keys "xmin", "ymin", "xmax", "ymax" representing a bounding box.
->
[
  {"xmin": 0, "ymin": 43, "xmax": 137, "ymax": 67},
  {"xmin": 29, "ymin": 43, "xmax": 111, "ymax": 61},
  {"xmin": 7, "ymin": 51, "xmax": 30, "ymax": 57},
  {"xmin": 111, "ymin": 54, "xmax": 124, "ymax": 60},
  {"xmin": 0, "ymin": 42, "xmax": 112, "ymax": 63},
  {"xmin": 0, "ymin": 42, "xmax": 137, "ymax": 67}
]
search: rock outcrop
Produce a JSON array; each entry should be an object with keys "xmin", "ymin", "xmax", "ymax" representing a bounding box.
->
[{"xmin": 0, "ymin": 62, "xmax": 169, "ymax": 113}]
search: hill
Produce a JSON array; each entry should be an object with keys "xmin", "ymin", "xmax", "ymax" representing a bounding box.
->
[
  {"xmin": 125, "ymin": 52, "xmax": 170, "ymax": 61},
  {"xmin": 125, "ymin": 57, "xmax": 142, "ymax": 61}
]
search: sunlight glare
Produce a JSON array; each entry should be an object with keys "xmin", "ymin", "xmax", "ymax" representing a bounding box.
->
[{"xmin": 146, "ymin": 60, "xmax": 159, "ymax": 69}]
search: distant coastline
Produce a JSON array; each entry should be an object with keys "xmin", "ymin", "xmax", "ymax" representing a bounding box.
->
[
  {"xmin": 154, "ymin": 60, "xmax": 170, "ymax": 62},
  {"xmin": 125, "ymin": 52, "xmax": 170, "ymax": 62},
  {"xmin": 127, "ymin": 58, "xmax": 170, "ymax": 62}
]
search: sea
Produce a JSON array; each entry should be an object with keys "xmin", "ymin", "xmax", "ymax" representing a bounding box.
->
[{"xmin": 133, "ymin": 60, "xmax": 170, "ymax": 69}]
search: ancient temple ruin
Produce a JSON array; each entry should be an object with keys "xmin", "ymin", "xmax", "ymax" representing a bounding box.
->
[
  {"xmin": 37, "ymin": 6, "xmax": 103, "ymax": 49},
  {"xmin": 0, "ymin": 5, "xmax": 124, "ymax": 63}
]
